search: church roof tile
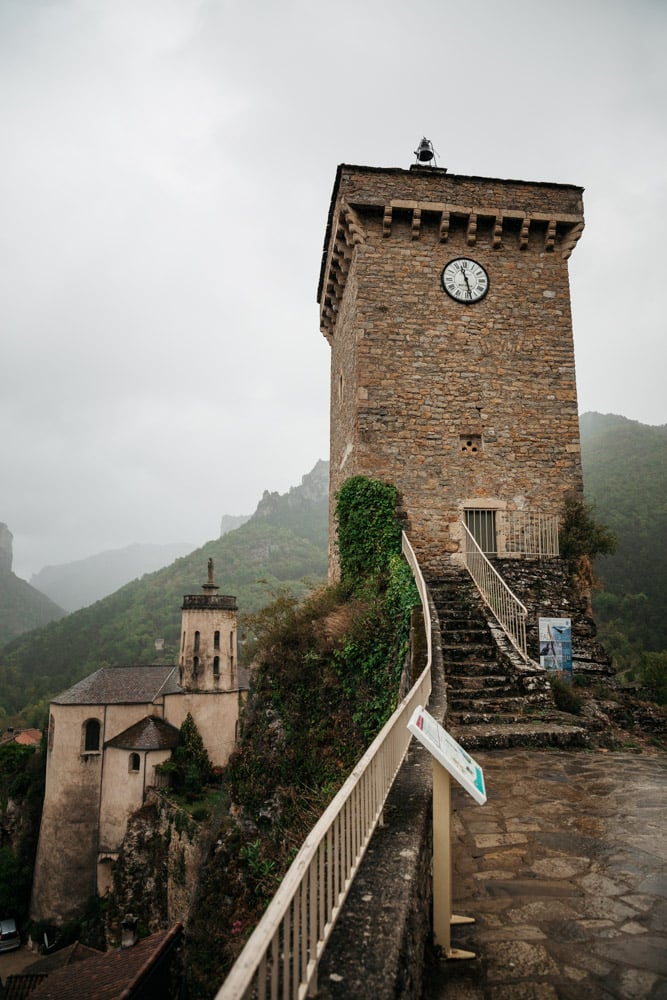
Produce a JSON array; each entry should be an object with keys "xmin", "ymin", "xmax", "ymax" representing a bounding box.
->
[
  {"xmin": 53, "ymin": 665, "xmax": 182, "ymax": 706},
  {"xmin": 105, "ymin": 716, "xmax": 180, "ymax": 750}
]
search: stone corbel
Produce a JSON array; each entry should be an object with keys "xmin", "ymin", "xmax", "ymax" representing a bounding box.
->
[
  {"xmin": 411, "ymin": 207, "xmax": 422, "ymax": 240},
  {"xmin": 519, "ymin": 215, "xmax": 530, "ymax": 251},
  {"xmin": 466, "ymin": 213, "xmax": 477, "ymax": 246},
  {"xmin": 343, "ymin": 205, "xmax": 364, "ymax": 247},
  {"xmin": 545, "ymin": 219, "xmax": 557, "ymax": 252},
  {"xmin": 383, "ymin": 204, "xmax": 392, "ymax": 238},
  {"xmin": 492, "ymin": 213, "xmax": 503, "ymax": 249},
  {"xmin": 561, "ymin": 220, "xmax": 584, "ymax": 260},
  {"xmin": 439, "ymin": 210, "xmax": 450, "ymax": 242}
]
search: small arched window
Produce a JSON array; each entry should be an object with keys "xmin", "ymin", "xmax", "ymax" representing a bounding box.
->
[
  {"xmin": 83, "ymin": 719, "xmax": 101, "ymax": 752},
  {"xmin": 193, "ymin": 656, "xmax": 199, "ymax": 675},
  {"xmin": 214, "ymin": 630, "xmax": 220, "ymax": 650},
  {"xmin": 213, "ymin": 656, "xmax": 220, "ymax": 678},
  {"xmin": 194, "ymin": 630, "xmax": 200, "ymax": 652},
  {"xmin": 129, "ymin": 753, "xmax": 141, "ymax": 773}
]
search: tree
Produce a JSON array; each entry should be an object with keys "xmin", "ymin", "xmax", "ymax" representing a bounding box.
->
[{"xmin": 160, "ymin": 713, "xmax": 214, "ymax": 800}]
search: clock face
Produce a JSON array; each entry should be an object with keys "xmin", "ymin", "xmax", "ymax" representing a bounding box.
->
[{"xmin": 441, "ymin": 258, "xmax": 489, "ymax": 304}]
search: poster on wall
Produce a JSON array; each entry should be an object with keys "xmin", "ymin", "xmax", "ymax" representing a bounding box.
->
[{"xmin": 539, "ymin": 617, "xmax": 573, "ymax": 681}]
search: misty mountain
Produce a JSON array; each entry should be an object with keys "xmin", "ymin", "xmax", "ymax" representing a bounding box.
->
[
  {"xmin": 580, "ymin": 411, "xmax": 667, "ymax": 664},
  {"xmin": 0, "ymin": 523, "xmax": 66, "ymax": 648},
  {"xmin": 30, "ymin": 542, "xmax": 196, "ymax": 613},
  {"xmin": 0, "ymin": 462, "xmax": 329, "ymax": 725},
  {"xmin": 220, "ymin": 513, "xmax": 252, "ymax": 535}
]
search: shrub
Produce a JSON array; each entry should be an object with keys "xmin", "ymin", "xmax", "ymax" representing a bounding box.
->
[
  {"xmin": 559, "ymin": 496, "xmax": 616, "ymax": 563},
  {"xmin": 550, "ymin": 677, "xmax": 583, "ymax": 715},
  {"xmin": 637, "ymin": 651, "xmax": 667, "ymax": 705}
]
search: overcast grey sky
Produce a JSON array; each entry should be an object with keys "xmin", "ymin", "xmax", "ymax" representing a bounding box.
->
[{"xmin": 2, "ymin": 0, "xmax": 665, "ymax": 579}]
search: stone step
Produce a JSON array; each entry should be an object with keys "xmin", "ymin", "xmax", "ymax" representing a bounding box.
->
[
  {"xmin": 448, "ymin": 695, "xmax": 530, "ymax": 713},
  {"xmin": 446, "ymin": 675, "xmax": 516, "ymax": 694},
  {"xmin": 449, "ymin": 722, "xmax": 590, "ymax": 751},
  {"xmin": 441, "ymin": 644, "xmax": 496, "ymax": 663},
  {"xmin": 444, "ymin": 660, "xmax": 509, "ymax": 678},
  {"xmin": 439, "ymin": 627, "xmax": 491, "ymax": 644},
  {"xmin": 447, "ymin": 706, "xmax": 535, "ymax": 729}
]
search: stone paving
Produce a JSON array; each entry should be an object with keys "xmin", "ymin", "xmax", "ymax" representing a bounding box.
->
[{"xmin": 422, "ymin": 749, "xmax": 667, "ymax": 1000}]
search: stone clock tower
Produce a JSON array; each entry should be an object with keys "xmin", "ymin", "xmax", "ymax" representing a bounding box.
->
[{"xmin": 318, "ymin": 159, "xmax": 585, "ymax": 576}]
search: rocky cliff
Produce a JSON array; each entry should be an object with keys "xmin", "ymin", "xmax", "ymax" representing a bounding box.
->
[{"xmin": 0, "ymin": 522, "xmax": 66, "ymax": 650}]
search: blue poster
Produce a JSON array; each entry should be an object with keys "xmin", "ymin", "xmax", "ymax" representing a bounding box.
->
[{"xmin": 539, "ymin": 617, "xmax": 573, "ymax": 681}]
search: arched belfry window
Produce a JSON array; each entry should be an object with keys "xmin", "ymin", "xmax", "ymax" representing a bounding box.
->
[
  {"xmin": 83, "ymin": 718, "xmax": 101, "ymax": 752},
  {"xmin": 129, "ymin": 753, "xmax": 141, "ymax": 772}
]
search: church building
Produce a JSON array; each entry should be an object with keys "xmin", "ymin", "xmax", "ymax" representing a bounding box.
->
[{"xmin": 31, "ymin": 563, "xmax": 242, "ymax": 925}]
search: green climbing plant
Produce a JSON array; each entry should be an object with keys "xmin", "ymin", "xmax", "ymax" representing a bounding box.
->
[{"xmin": 335, "ymin": 476, "xmax": 402, "ymax": 588}]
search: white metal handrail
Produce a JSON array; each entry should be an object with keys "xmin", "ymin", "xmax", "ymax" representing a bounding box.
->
[
  {"xmin": 504, "ymin": 512, "xmax": 559, "ymax": 558},
  {"xmin": 461, "ymin": 522, "xmax": 528, "ymax": 661},
  {"xmin": 215, "ymin": 533, "xmax": 432, "ymax": 1000}
]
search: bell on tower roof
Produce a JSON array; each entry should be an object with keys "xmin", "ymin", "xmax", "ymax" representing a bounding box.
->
[{"xmin": 413, "ymin": 137, "xmax": 437, "ymax": 167}]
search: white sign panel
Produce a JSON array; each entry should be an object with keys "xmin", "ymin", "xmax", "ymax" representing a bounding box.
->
[{"xmin": 408, "ymin": 705, "xmax": 486, "ymax": 805}]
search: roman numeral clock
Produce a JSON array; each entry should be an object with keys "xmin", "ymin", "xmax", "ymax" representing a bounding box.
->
[
  {"xmin": 442, "ymin": 257, "xmax": 489, "ymax": 303},
  {"xmin": 317, "ymin": 153, "xmax": 586, "ymax": 577}
]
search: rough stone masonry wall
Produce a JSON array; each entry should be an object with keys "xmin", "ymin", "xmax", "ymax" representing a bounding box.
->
[
  {"xmin": 321, "ymin": 166, "xmax": 585, "ymax": 578},
  {"xmin": 495, "ymin": 557, "xmax": 611, "ymax": 673}
]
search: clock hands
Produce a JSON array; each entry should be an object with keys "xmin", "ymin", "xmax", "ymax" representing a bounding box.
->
[{"xmin": 459, "ymin": 263, "xmax": 473, "ymax": 297}]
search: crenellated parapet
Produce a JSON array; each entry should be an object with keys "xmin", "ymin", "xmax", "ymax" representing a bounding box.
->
[{"xmin": 318, "ymin": 165, "xmax": 584, "ymax": 340}]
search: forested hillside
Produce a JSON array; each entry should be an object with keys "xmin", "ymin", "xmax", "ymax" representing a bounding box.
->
[
  {"xmin": 3, "ymin": 416, "xmax": 665, "ymax": 727},
  {"xmin": 0, "ymin": 572, "xmax": 66, "ymax": 650},
  {"xmin": 0, "ymin": 464, "xmax": 328, "ymax": 727},
  {"xmin": 581, "ymin": 412, "xmax": 667, "ymax": 677}
]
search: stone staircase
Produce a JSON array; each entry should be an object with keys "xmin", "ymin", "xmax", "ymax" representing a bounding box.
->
[{"xmin": 427, "ymin": 569, "xmax": 589, "ymax": 751}]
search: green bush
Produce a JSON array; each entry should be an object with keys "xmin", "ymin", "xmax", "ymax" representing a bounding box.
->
[
  {"xmin": 159, "ymin": 714, "xmax": 214, "ymax": 801},
  {"xmin": 559, "ymin": 496, "xmax": 616, "ymax": 563},
  {"xmin": 637, "ymin": 650, "xmax": 667, "ymax": 704},
  {"xmin": 550, "ymin": 677, "xmax": 583, "ymax": 715}
]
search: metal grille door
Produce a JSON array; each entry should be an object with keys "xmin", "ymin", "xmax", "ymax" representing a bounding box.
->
[{"xmin": 465, "ymin": 509, "xmax": 497, "ymax": 556}]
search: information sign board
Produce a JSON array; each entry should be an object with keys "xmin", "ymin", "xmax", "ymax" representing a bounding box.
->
[
  {"xmin": 408, "ymin": 705, "xmax": 486, "ymax": 805},
  {"xmin": 539, "ymin": 617, "xmax": 573, "ymax": 681}
]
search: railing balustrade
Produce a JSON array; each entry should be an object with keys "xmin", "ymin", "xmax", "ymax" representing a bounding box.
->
[
  {"xmin": 503, "ymin": 511, "xmax": 559, "ymax": 558},
  {"xmin": 461, "ymin": 522, "xmax": 528, "ymax": 661},
  {"xmin": 215, "ymin": 533, "xmax": 432, "ymax": 1000}
]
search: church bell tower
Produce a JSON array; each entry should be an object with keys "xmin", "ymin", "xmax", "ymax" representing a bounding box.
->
[
  {"xmin": 318, "ymin": 152, "xmax": 585, "ymax": 576},
  {"xmin": 179, "ymin": 559, "xmax": 238, "ymax": 691}
]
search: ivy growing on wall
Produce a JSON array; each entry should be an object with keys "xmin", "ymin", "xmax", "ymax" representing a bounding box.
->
[
  {"xmin": 335, "ymin": 475, "xmax": 402, "ymax": 586},
  {"xmin": 332, "ymin": 476, "xmax": 418, "ymax": 739}
]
